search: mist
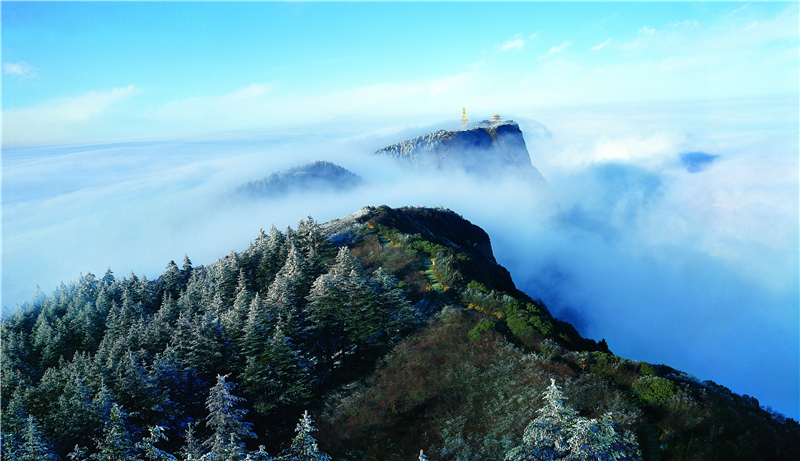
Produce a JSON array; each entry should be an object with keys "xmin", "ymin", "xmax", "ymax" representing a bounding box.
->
[{"xmin": 2, "ymin": 97, "xmax": 797, "ymax": 420}]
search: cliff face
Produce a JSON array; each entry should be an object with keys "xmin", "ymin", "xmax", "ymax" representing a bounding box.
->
[{"xmin": 373, "ymin": 120, "xmax": 540, "ymax": 177}]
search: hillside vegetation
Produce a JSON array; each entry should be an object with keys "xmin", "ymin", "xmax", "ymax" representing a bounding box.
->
[{"xmin": 2, "ymin": 206, "xmax": 797, "ymax": 461}]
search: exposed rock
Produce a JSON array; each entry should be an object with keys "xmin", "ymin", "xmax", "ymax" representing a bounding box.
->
[{"xmin": 373, "ymin": 119, "xmax": 542, "ymax": 179}]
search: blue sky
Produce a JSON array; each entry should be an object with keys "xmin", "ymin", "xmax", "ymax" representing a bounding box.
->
[
  {"xmin": 3, "ymin": 2, "xmax": 797, "ymax": 146},
  {"xmin": 2, "ymin": 2, "xmax": 799, "ymax": 419}
]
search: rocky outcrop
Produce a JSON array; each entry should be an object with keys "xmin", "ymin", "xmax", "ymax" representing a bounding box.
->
[{"xmin": 373, "ymin": 120, "xmax": 540, "ymax": 177}]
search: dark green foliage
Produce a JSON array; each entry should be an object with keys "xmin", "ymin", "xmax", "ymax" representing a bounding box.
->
[
  {"xmin": 633, "ymin": 376, "xmax": 677, "ymax": 405},
  {"xmin": 242, "ymin": 327, "xmax": 312, "ymax": 414},
  {"xmin": 467, "ymin": 320, "xmax": 494, "ymax": 340},
  {"xmin": 639, "ymin": 362, "xmax": 657, "ymax": 376}
]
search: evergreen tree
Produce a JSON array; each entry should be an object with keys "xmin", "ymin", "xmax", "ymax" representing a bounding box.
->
[
  {"xmin": 134, "ymin": 425, "xmax": 177, "ymax": 461},
  {"xmin": 176, "ymin": 269, "xmax": 207, "ymax": 316},
  {"xmin": 505, "ymin": 380, "xmax": 641, "ymax": 461},
  {"xmin": 204, "ymin": 374, "xmax": 256, "ymax": 458},
  {"xmin": 90, "ymin": 404, "xmax": 136, "ymax": 461},
  {"xmin": 241, "ymin": 293, "xmax": 272, "ymax": 352},
  {"xmin": 142, "ymin": 294, "xmax": 179, "ymax": 354},
  {"xmin": 16, "ymin": 414, "xmax": 59, "ymax": 461},
  {"xmin": 179, "ymin": 422, "xmax": 204, "ymax": 461},
  {"xmin": 221, "ymin": 271, "xmax": 253, "ymax": 339},
  {"xmin": 172, "ymin": 313, "xmax": 232, "ymax": 379},
  {"xmin": 242, "ymin": 326, "xmax": 312, "ymax": 414},
  {"xmin": 329, "ymin": 247, "xmax": 361, "ymax": 277},
  {"xmin": 303, "ymin": 272, "xmax": 348, "ymax": 371},
  {"xmin": 181, "ymin": 254, "xmax": 194, "ymax": 278},
  {"xmin": 278, "ymin": 411, "xmax": 331, "ymax": 461},
  {"xmin": 158, "ymin": 261, "xmax": 182, "ymax": 301},
  {"xmin": 372, "ymin": 268, "xmax": 413, "ymax": 347},
  {"xmin": 256, "ymin": 225, "xmax": 288, "ymax": 292}
]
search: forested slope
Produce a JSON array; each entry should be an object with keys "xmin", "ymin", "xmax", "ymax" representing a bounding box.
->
[{"xmin": 2, "ymin": 206, "xmax": 798, "ymax": 461}]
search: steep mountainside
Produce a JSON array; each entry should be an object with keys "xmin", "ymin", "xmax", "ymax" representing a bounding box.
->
[{"xmin": 1, "ymin": 206, "xmax": 797, "ymax": 461}]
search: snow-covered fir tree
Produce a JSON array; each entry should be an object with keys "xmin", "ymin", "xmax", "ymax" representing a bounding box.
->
[{"xmin": 505, "ymin": 379, "xmax": 641, "ymax": 461}]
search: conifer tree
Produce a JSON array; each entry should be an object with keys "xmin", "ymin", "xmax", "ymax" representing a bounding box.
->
[
  {"xmin": 176, "ymin": 270, "xmax": 206, "ymax": 316},
  {"xmin": 179, "ymin": 422, "xmax": 203, "ymax": 461},
  {"xmin": 330, "ymin": 246, "xmax": 361, "ymax": 277},
  {"xmin": 158, "ymin": 261, "xmax": 182, "ymax": 301},
  {"xmin": 256, "ymin": 225, "xmax": 288, "ymax": 292},
  {"xmin": 16, "ymin": 414, "xmax": 60, "ymax": 461},
  {"xmin": 505, "ymin": 380, "xmax": 641, "ymax": 461},
  {"xmin": 222, "ymin": 270, "xmax": 253, "ymax": 339},
  {"xmin": 90, "ymin": 404, "xmax": 136, "ymax": 461},
  {"xmin": 134, "ymin": 425, "xmax": 177, "ymax": 461},
  {"xmin": 243, "ymin": 326, "xmax": 312, "ymax": 414},
  {"xmin": 181, "ymin": 254, "xmax": 194, "ymax": 276},
  {"xmin": 279, "ymin": 411, "xmax": 331, "ymax": 461},
  {"xmin": 304, "ymin": 272, "xmax": 348, "ymax": 370},
  {"xmin": 204, "ymin": 374, "xmax": 256, "ymax": 458}
]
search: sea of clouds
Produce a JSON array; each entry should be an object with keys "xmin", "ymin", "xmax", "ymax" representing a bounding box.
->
[{"xmin": 2, "ymin": 97, "xmax": 797, "ymax": 419}]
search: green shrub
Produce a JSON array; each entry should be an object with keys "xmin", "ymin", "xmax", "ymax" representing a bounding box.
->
[
  {"xmin": 466, "ymin": 281, "xmax": 489, "ymax": 294},
  {"xmin": 529, "ymin": 316, "xmax": 553, "ymax": 336},
  {"xmin": 633, "ymin": 376, "xmax": 677, "ymax": 405},
  {"xmin": 468, "ymin": 320, "xmax": 495, "ymax": 341},
  {"xmin": 639, "ymin": 362, "xmax": 657, "ymax": 376},
  {"xmin": 506, "ymin": 315, "xmax": 534, "ymax": 337}
]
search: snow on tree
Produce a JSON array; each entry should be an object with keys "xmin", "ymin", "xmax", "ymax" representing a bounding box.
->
[
  {"xmin": 90, "ymin": 403, "xmax": 136, "ymax": 461},
  {"xmin": 3, "ymin": 414, "xmax": 61, "ymax": 461},
  {"xmin": 505, "ymin": 379, "xmax": 641, "ymax": 461},
  {"xmin": 278, "ymin": 411, "xmax": 331, "ymax": 461},
  {"xmin": 134, "ymin": 425, "xmax": 177, "ymax": 461},
  {"xmin": 204, "ymin": 374, "xmax": 256, "ymax": 459}
]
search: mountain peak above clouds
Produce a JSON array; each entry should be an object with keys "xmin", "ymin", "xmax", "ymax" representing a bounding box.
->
[{"xmin": 373, "ymin": 119, "xmax": 541, "ymax": 175}]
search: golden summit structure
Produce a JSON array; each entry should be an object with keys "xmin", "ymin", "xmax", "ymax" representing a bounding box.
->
[{"xmin": 461, "ymin": 107, "xmax": 468, "ymax": 125}]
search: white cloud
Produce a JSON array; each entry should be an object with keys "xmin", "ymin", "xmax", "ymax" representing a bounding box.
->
[
  {"xmin": 622, "ymin": 26, "xmax": 656, "ymax": 50},
  {"xmin": 224, "ymin": 83, "xmax": 272, "ymax": 102},
  {"xmin": 731, "ymin": 3, "xmax": 750, "ymax": 15},
  {"xmin": 497, "ymin": 33, "xmax": 526, "ymax": 52},
  {"xmin": 597, "ymin": 12, "xmax": 619, "ymax": 27},
  {"xmin": 671, "ymin": 19, "xmax": 699, "ymax": 28},
  {"xmin": 148, "ymin": 71, "xmax": 489, "ymax": 138},
  {"xmin": 3, "ymin": 85, "xmax": 138, "ymax": 147},
  {"xmin": 591, "ymin": 38, "xmax": 613, "ymax": 51},
  {"xmin": 539, "ymin": 40, "xmax": 571, "ymax": 59},
  {"xmin": 639, "ymin": 26, "xmax": 656, "ymax": 36},
  {"xmin": 145, "ymin": 82, "xmax": 279, "ymax": 136},
  {"xmin": 3, "ymin": 61, "xmax": 36, "ymax": 78}
]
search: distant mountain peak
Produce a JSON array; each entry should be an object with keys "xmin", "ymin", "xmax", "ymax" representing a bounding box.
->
[
  {"xmin": 373, "ymin": 120, "xmax": 536, "ymax": 174},
  {"xmin": 232, "ymin": 160, "xmax": 363, "ymax": 199}
]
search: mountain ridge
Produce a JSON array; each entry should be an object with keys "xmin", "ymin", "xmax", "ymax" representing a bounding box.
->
[{"xmin": 1, "ymin": 205, "xmax": 797, "ymax": 461}]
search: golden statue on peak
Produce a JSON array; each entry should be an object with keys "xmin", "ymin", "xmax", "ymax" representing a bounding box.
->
[{"xmin": 461, "ymin": 107, "xmax": 468, "ymax": 125}]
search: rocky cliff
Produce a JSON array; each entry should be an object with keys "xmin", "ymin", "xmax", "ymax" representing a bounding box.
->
[{"xmin": 373, "ymin": 119, "xmax": 542, "ymax": 178}]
